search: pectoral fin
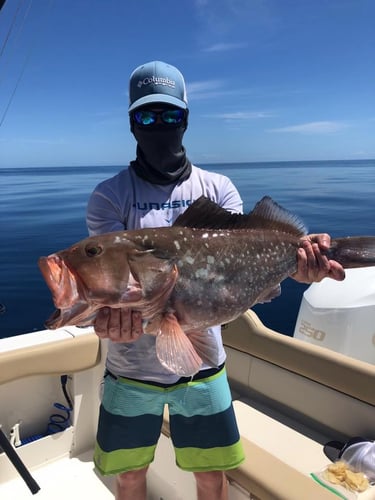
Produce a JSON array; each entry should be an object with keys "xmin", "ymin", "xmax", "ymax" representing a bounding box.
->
[{"xmin": 155, "ymin": 313, "xmax": 202, "ymax": 377}]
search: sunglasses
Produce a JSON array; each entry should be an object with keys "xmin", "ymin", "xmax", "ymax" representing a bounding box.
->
[{"xmin": 133, "ymin": 108, "xmax": 185, "ymax": 126}]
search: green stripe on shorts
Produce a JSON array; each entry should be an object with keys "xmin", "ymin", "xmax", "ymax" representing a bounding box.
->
[
  {"xmin": 94, "ymin": 441, "xmax": 157, "ymax": 475},
  {"xmin": 175, "ymin": 441, "xmax": 245, "ymax": 472}
]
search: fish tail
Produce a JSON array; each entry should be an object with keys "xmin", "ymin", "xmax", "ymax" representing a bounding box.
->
[{"xmin": 328, "ymin": 236, "xmax": 375, "ymax": 268}]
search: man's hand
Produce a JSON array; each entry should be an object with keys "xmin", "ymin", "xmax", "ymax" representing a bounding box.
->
[
  {"xmin": 292, "ymin": 233, "xmax": 346, "ymax": 284},
  {"xmin": 94, "ymin": 307, "xmax": 143, "ymax": 342}
]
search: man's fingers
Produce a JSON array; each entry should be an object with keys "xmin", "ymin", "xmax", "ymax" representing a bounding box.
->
[
  {"xmin": 294, "ymin": 238, "xmax": 344, "ymax": 283},
  {"xmin": 94, "ymin": 308, "xmax": 144, "ymax": 342},
  {"xmin": 307, "ymin": 233, "xmax": 331, "ymax": 250},
  {"xmin": 119, "ymin": 308, "xmax": 132, "ymax": 339},
  {"xmin": 305, "ymin": 241, "xmax": 319, "ymax": 274},
  {"xmin": 311, "ymin": 243, "xmax": 330, "ymax": 279},
  {"xmin": 94, "ymin": 307, "xmax": 111, "ymax": 337},
  {"xmin": 131, "ymin": 311, "xmax": 143, "ymax": 339},
  {"xmin": 328, "ymin": 261, "xmax": 346, "ymax": 281},
  {"xmin": 95, "ymin": 307, "xmax": 130, "ymax": 341},
  {"xmin": 107, "ymin": 308, "xmax": 121, "ymax": 341}
]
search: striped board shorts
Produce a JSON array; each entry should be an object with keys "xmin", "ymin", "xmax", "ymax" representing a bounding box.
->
[{"xmin": 94, "ymin": 364, "xmax": 245, "ymax": 475}]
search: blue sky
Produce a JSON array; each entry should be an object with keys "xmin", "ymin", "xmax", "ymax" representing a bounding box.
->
[{"xmin": 0, "ymin": 0, "xmax": 374, "ymax": 167}]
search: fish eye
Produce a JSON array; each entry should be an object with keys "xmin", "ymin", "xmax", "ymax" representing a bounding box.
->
[{"xmin": 85, "ymin": 244, "xmax": 103, "ymax": 257}]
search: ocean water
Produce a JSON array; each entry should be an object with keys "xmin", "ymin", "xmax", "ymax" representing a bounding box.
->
[{"xmin": 1, "ymin": 159, "xmax": 374, "ymax": 339}]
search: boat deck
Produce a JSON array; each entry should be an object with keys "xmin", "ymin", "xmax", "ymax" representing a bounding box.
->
[
  {"xmin": 0, "ymin": 450, "xmax": 114, "ymax": 499},
  {"xmin": 0, "ymin": 437, "xmax": 200, "ymax": 500}
]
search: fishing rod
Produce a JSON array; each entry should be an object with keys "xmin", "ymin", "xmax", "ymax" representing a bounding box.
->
[
  {"xmin": 0, "ymin": 0, "xmax": 34, "ymax": 128},
  {"xmin": 0, "ymin": 425, "xmax": 40, "ymax": 494},
  {"xmin": 0, "ymin": 0, "xmax": 53, "ymax": 128}
]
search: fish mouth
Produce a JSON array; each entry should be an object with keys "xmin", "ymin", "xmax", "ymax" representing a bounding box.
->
[
  {"xmin": 39, "ymin": 255, "xmax": 80, "ymax": 308},
  {"xmin": 38, "ymin": 255, "xmax": 91, "ymax": 329}
]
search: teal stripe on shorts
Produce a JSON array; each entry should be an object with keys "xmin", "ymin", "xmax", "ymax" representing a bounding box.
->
[{"xmin": 94, "ymin": 366, "xmax": 245, "ymax": 475}]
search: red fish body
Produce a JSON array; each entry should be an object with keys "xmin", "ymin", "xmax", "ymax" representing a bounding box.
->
[{"xmin": 39, "ymin": 196, "xmax": 375, "ymax": 376}]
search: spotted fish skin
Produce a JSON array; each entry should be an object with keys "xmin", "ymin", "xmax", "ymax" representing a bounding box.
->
[{"xmin": 159, "ymin": 226, "xmax": 299, "ymax": 330}]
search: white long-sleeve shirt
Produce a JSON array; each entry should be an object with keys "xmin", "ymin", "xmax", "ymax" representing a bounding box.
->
[{"xmin": 87, "ymin": 164, "xmax": 243, "ymax": 383}]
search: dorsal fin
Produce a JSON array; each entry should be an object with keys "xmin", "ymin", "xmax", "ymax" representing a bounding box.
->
[
  {"xmin": 173, "ymin": 196, "xmax": 307, "ymax": 237},
  {"xmin": 247, "ymin": 196, "xmax": 308, "ymax": 236}
]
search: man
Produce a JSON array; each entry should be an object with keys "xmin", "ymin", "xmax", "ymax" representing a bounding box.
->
[{"xmin": 87, "ymin": 61, "xmax": 345, "ymax": 500}]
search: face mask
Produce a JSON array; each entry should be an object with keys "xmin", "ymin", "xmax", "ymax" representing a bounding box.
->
[{"xmin": 130, "ymin": 121, "xmax": 192, "ymax": 185}]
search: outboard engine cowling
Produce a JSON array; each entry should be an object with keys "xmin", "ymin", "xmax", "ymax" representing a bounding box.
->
[{"xmin": 294, "ymin": 267, "xmax": 375, "ymax": 364}]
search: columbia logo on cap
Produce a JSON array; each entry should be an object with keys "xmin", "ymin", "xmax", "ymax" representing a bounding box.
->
[{"xmin": 137, "ymin": 76, "xmax": 176, "ymax": 89}]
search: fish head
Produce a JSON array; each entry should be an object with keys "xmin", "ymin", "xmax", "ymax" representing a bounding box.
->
[{"xmin": 38, "ymin": 233, "xmax": 142, "ymax": 328}]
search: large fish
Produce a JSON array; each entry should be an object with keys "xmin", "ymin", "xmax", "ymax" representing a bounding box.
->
[{"xmin": 39, "ymin": 196, "xmax": 375, "ymax": 376}]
